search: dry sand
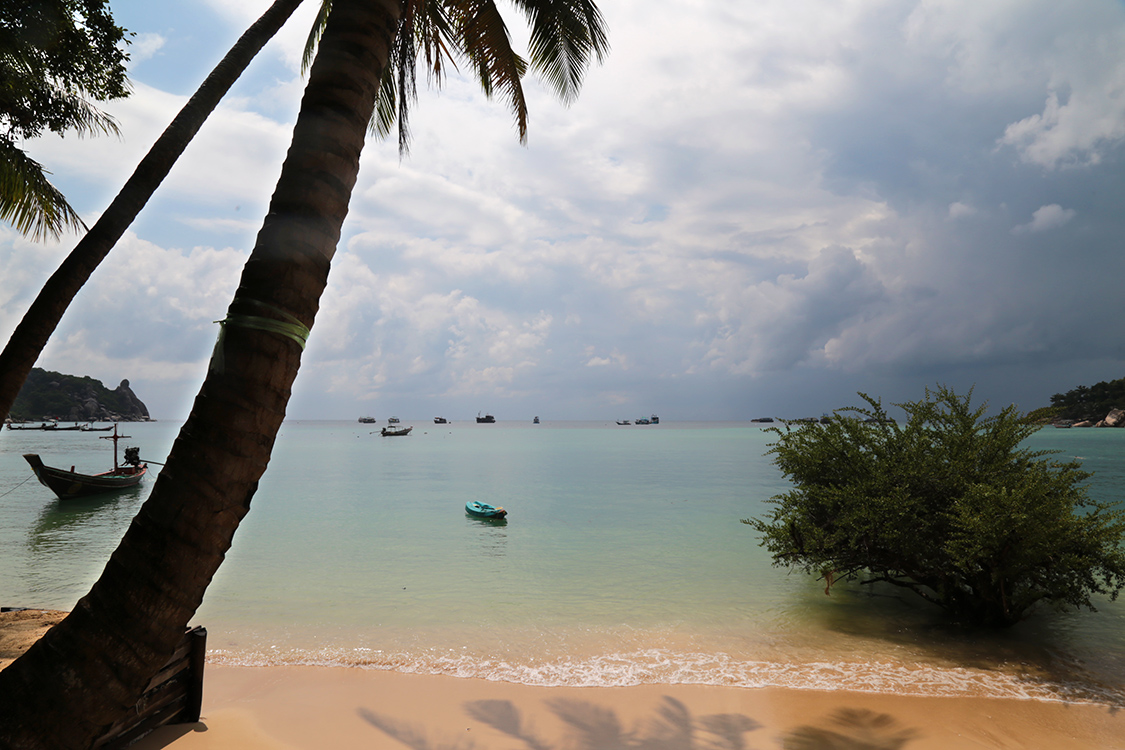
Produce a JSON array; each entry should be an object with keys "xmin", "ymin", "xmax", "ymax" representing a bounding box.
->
[{"xmin": 4, "ymin": 610, "xmax": 1124, "ymax": 749}]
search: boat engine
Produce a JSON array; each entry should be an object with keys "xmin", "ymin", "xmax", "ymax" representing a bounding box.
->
[{"xmin": 123, "ymin": 446, "xmax": 142, "ymax": 466}]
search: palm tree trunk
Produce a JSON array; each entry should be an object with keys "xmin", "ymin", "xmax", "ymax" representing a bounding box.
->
[
  {"xmin": 0, "ymin": 1, "xmax": 403, "ymax": 746},
  {"xmin": 0, "ymin": 0, "xmax": 306, "ymax": 423}
]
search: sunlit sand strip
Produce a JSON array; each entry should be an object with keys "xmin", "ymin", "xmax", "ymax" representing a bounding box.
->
[{"xmin": 206, "ymin": 646, "xmax": 1125, "ymax": 707}]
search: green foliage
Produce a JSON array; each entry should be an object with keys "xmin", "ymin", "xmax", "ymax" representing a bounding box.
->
[
  {"xmin": 1023, "ymin": 405, "xmax": 1062, "ymax": 424},
  {"xmin": 745, "ymin": 385, "xmax": 1125, "ymax": 627},
  {"xmin": 9, "ymin": 366, "xmax": 135, "ymax": 420},
  {"xmin": 1049, "ymin": 376, "xmax": 1125, "ymax": 422},
  {"xmin": 0, "ymin": 0, "xmax": 130, "ymax": 239},
  {"xmin": 305, "ymin": 0, "xmax": 609, "ymax": 154}
]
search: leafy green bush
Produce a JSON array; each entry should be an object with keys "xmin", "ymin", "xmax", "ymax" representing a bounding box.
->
[{"xmin": 745, "ymin": 385, "xmax": 1125, "ymax": 627}]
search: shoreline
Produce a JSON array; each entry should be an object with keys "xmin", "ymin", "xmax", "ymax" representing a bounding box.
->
[
  {"xmin": 133, "ymin": 664, "xmax": 1125, "ymax": 749},
  {"xmin": 6, "ymin": 612, "xmax": 1125, "ymax": 748}
]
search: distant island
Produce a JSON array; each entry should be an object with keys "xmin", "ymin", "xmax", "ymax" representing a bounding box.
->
[
  {"xmin": 4, "ymin": 368, "xmax": 150, "ymax": 423},
  {"xmin": 1027, "ymin": 375, "xmax": 1125, "ymax": 427}
]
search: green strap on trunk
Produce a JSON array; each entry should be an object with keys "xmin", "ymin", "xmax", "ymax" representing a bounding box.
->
[{"xmin": 210, "ymin": 299, "xmax": 310, "ymax": 373}]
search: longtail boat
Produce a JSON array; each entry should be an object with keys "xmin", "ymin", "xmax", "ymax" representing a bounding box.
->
[{"xmin": 23, "ymin": 425, "xmax": 147, "ymax": 499}]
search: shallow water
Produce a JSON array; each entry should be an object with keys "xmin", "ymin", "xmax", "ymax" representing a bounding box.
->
[{"xmin": 2, "ymin": 420, "xmax": 1123, "ymax": 703}]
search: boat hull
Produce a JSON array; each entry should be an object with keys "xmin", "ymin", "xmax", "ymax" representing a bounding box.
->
[{"xmin": 24, "ymin": 454, "xmax": 147, "ymax": 499}]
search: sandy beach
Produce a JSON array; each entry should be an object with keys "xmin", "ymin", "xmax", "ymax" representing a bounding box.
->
[
  {"xmin": 5, "ymin": 610, "xmax": 1125, "ymax": 750},
  {"xmin": 132, "ymin": 665, "xmax": 1125, "ymax": 750}
]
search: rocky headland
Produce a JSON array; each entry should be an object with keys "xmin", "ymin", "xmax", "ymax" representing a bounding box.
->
[
  {"xmin": 4, "ymin": 368, "xmax": 151, "ymax": 423},
  {"xmin": 1055, "ymin": 408, "xmax": 1124, "ymax": 428}
]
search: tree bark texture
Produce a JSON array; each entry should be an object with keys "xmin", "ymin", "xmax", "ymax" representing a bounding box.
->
[
  {"xmin": 0, "ymin": 1, "xmax": 402, "ymax": 747},
  {"xmin": 0, "ymin": 0, "xmax": 306, "ymax": 423}
]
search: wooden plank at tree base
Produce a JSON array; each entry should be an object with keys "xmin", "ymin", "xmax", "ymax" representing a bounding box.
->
[{"xmin": 92, "ymin": 626, "xmax": 207, "ymax": 749}]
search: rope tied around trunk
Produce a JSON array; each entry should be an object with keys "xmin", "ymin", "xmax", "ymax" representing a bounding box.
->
[{"xmin": 210, "ymin": 298, "xmax": 310, "ymax": 373}]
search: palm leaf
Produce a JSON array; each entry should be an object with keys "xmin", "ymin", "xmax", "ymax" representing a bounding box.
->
[
  {"xmin": 301, "ymin": 0, "xmax": 333, "ymax": 74},
  {"xmin": 0, "ymin": 138, "xmax": 86, "ymax": 241},
  {"xmin": 451, "ymin": 0, "xmax": 529, "ymax": 142},
  {"xmin": 301, "ymin": 0, "xmax": 607, "ymax": 150},
  {"xmin": 510, "ymin": 0, "xmax": 608, "ymax": 103},
  {"xmin": 371, "ymin": 63, "xmax": 400, "ymax": 140}
]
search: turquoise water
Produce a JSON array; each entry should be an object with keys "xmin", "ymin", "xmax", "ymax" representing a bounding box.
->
[{"xmin": 2, "ymin": 420, "xmax": 1124, "ymax": 703}]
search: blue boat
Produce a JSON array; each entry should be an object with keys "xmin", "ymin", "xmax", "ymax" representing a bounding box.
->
[{"xmin": 465, "ymin": 500, "xmax": 507, "ymax": 519}]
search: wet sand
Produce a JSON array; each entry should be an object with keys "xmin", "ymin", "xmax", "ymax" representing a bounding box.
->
[{"xmin": 0, "ymin": 608, "xmax": 65, "ymax": 670}]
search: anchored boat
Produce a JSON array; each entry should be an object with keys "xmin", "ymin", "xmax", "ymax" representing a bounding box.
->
[
  {"xmin": 23, "ymin": 425, "xmax": 147, "ymax": 499},
  {"xmin": 465, "ymin": 500, "xmax": 507, "ymax": 519}
]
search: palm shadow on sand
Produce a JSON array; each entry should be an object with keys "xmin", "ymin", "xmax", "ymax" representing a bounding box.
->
[
  {"xmin": 781, "ymin": 708, "xmax": 919, "ymax": 750},
  {"xmin": 359, "ymin": 696, "xmax": 920, "ymax": 750}
]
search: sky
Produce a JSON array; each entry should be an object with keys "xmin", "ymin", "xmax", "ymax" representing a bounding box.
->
[{"xmin": 3, "ymin": 0, "xmax": 1125, "ymax": 422}]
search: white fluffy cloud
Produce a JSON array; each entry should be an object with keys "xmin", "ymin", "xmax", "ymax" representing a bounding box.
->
[{"xmin": 1012, "ymin": 204, "xmax": 1077, "ymax": 234}]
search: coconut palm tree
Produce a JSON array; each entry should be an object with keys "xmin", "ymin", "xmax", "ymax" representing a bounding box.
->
[
  {"xmin": 0, "ymin": 0, "xmax": 306, "ymax": 424},
  {"xmin": 0, "ymin": 1, "xmax": 606, "ymax": 747}
]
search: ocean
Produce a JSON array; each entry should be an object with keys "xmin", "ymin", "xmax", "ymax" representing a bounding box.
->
[{"xmin": 2, "ymin": 419, "xmax": 1123, "ymax": 704}]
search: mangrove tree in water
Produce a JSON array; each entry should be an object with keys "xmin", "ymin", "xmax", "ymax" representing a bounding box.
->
[{"xmin": 745, "ymin": 385, "xmax": 1125, "ymax": 627}]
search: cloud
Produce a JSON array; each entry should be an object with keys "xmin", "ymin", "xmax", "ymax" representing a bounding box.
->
[
  {"xmin": 8, "ymin": 0, "xmax": 1125, "ymax": 420},
  {"xmin": 128, "ymin": 32, "xmax": 166, "ymax": 63},
  {"xmin": 948, "ymin": 202, "xmax": 978, "ymax": 219},
  {"xmin": 1011, "ymin": 204, "xmax": 1076, "ymax": 234},
  {"xmin": 1000, "ymin": 89, "xmax": 1125, "ymax": 169}
]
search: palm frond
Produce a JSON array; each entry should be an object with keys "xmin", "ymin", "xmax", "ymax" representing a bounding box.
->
[
  {"xmin": 0, "ymin": 138, "xmax": 86, "ymax": 241},
  {"xmin": 371, "ymin": 64, "xmax": 400, "ymax": 140},
  {"xmin": 451, "ymin": 0, "xmax": 529, "ymax": 142},
  {"xmin": 417, "ymin": 0, "xmax": 458, "ymax": 85},
  {"xmin": 50, "ymin": 90, "xmax": 122, "ymax": 138},
  {"xmin": 393, "ymin": 0, "xmax": 421, "ymax": 154},
  {"xmin": 510, "ymin": 0, "xmax": 609, "ymax": 103},
  {"xmin": 372, "ymin": 0, "xmax": 461, "ymax": 156},
  {"xmin": 336, "ymin": 0, "xmax": 607, "ymax": 151},
  {"xmin": 301, "ymin": 0, "xmax": 333, "ymax": 74}
]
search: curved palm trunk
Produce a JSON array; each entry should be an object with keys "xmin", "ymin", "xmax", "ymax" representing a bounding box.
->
[
  {"xmin": 0, "ymin": 1, "xmax": 403, "ymax": 746},
  {"xmin": 0, "ymin": 0, "xmax": 306, "ymax": 422}
]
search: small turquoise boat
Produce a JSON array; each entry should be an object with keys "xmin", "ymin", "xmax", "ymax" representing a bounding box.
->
[{"xmin": 465, "ymin": 500, "xmax": 507, "ymax": 519}]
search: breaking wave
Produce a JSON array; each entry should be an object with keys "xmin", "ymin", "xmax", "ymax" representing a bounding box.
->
[{"xmin": 206, "ymin": 645, "xmax": 1125, "ymax": 706}]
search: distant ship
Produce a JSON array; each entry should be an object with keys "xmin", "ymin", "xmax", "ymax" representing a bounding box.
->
[
  {"xmin": 358, "ymin": 416, "xmax": 376, "ymax": 423},
  {"xmin": 476, "ymin": 412, "xmax": 496, "ymax": 424}
]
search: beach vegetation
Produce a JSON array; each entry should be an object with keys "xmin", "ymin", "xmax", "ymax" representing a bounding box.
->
[
  {"xmin": 0, "ymin": 0, "xmax": 129, "ymax": 240},
  {"xmin": 745, "ymin": 385, "xmax": 1125, "ymax": 628},
  {"xmin": 1049, "ymin": 376, "xmax": 1125, "ymax": 422},
  {"xmin": 0, "ymin": 1, "xmax": 607, "ymax": 746}
]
